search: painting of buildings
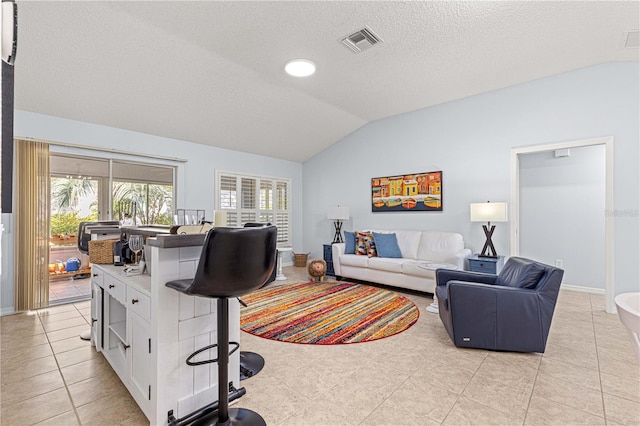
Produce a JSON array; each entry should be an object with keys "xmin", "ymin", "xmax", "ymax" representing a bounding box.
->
[{"xmin": 371, "ymin": 171, "xmax": 442, "ymax": 212}]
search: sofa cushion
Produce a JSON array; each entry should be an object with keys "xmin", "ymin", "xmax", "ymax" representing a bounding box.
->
[
  {"xmin": 402, "ymin": 260, "xmax": 437, "ymax": 279},
  {"xmin": 355, "ymin": 231, "xmax": 369, "ymax": 256},
  {"xmin": 417, "ymin": 232, "xmax": 464, "ymax": 262},
  {"xmin": 366, "ymin": 233, "xmax": 378, "ymax": 257},
  {"xmin": 355, "ymin": 231, "xmax": 377, "ymax": 257},
  {"xmin": 372, "ymin": 232, "xmax": 402, "ymax": 258},
  {"xmin": 344, "ymin": 231, "xmax": 356, "ymax": 254},
  {"xmin": 367, "ymin": 257, "xmax": 406, "ymax": 273},
  {"xmin": 394, "ymin": 230, "xmax": 422, "ymax": 259},
  {"xmin": 496, "ymin": 258, "xmax": 545, "ymax": 289},
  {"xmin": 339, "ymin": 254, "xmax": 369, "ymax": 268}
]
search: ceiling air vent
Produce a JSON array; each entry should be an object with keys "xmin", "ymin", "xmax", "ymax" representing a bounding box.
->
[
  {"xmin": 341, "ymin": 27, "xmax": 382, "ymax": 53},
  {"xmin": 624, "ymin": 30, "xmax": 639, "ymax": 48}
]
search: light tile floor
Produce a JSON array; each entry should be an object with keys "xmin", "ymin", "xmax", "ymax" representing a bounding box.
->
[
  {"xmin": 49, "ymin": 277, "xmax": 91, "ymax": 304},
  {"xmin": 1, "ymin": 266, "xmax": 639, "ymax": 425}
]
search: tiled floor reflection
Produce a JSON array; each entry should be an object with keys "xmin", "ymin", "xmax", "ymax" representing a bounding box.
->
[
  {"xmin": 49, "ymin": 277, "xmax": 91, "ymax": 304},
  {"xmin": 2, "ymin": 266, "xmax": 639, "ymax": 425}
]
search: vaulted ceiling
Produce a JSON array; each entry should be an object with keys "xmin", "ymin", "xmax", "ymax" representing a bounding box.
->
[{"xmin": 14, "ymin": 1, "xmax": 639, "ymax": 162}]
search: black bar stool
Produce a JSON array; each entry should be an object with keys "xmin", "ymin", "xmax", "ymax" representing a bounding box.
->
[
  {"xmin": 238, "ymin": 223, "xmax": 277, "ymax": 380},
  {"xmin": 166, "ymin": 226, "xmax": 277, "ymax": 426}
]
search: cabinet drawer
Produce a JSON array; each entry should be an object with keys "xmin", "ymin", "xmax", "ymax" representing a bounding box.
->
[
  {"xmin": 91, "ymin": 267, "xmax": 104, "ymax": 286},
  {"xmin": 103, "ymin": 276, "xmax": 126, "ymax": 304},
  {"xmin": 469, "ymin": 260, "xmax": 496, "ymax": 274},
  {"xmin": 127, "ymin": 287, "xmax": 151, "ymax": 322}
]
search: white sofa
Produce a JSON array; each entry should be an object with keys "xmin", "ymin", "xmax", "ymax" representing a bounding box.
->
[{"xmin": 332, "ymin": 230, "xmax": 471, "ymax": 294}]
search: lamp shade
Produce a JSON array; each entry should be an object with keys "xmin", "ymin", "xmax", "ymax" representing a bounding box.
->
[
  {"xmin": 327, "ymin": 206, "xmax": 350, "ymax": 220},
  {"xmin": 214, "ymin": 210, "xmax": 228, "ymax": 227},
  {"xmin": 470, "ymin": 202, "xmax": 508, "ymax": 222}
]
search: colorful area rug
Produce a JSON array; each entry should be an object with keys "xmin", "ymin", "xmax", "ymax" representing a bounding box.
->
[{"xmin": 240, "ymin": 281, "xmax": 419, "ymax": 345}]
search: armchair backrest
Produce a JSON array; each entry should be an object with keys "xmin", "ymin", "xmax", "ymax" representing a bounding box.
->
[
  {"xmin": 496, "ymin": 257, "xmax": 563, "ymax": 293},
  {"xmin": 497, "ymin": 257, "xmax": 564, "ymax": 343}
]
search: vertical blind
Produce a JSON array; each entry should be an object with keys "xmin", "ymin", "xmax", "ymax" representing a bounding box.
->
[
  {"xmin": 15, "ymin": 139, "xmax": 50, "ymax": 310},
  {"xmin": 216, "ymin": 171, "xmax": 291, "ymax": 246}
]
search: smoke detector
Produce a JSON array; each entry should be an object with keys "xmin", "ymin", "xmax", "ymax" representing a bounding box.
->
[{"xmin": 341, "ymin": 27, "xmax": 382, "ymax": 53}]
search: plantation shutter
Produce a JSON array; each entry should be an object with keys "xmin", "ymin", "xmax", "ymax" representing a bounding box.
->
[
  {"xmin": 216, "ymin": 172, "xmax": 291, "ymax": 246},
  {"xmin": 220, "ymin": 176, "xmax": 237, "ymax": 209},
  {"xmin": 275, "ymin": 181, "xmax": 289, "ymax": 244}
]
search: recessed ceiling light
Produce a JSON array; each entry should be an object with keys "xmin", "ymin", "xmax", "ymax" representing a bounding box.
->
[{"xmin": 284, "ymin": 59, "xmax": 316, "ymax": 77}]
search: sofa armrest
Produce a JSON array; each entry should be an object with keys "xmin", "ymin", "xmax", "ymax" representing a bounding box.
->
[
  {"xmin": 332, "ymin": 243, "xmax": 346, "ymax": 276},
  {"xmin": 436, "ymin": 269, "xmax": 498, "ymax": 287},
  {"xmin": 444, "ymin": 248, "xmax": 472, "ymax": 271}
]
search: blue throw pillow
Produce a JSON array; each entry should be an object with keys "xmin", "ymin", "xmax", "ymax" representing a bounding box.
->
[
  {"xmin": 344, "ymin": 231, "xmax": 356, "ymax": 254},
  {"xmin": 372, "ymin": 232, "xmax": 402, "ymax": 258}
]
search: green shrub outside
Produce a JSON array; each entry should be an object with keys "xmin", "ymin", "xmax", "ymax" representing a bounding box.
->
[{"xmin": 51, "ymin": 211, "xmax": 98, "ymax": 236}]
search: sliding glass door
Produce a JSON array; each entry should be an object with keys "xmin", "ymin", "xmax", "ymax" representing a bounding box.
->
[
  {"xmin": 48, "ymin": 154, "xmax": 175, "ymax": 305},
  {"xmin": 112, "ymin": 161, "xmax": 174, "ymax": 225}
]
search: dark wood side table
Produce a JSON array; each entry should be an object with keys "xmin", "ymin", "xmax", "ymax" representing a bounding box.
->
[
  {"xmin": 468, "ymin": 254, "xmax": 505, "ymax": 275},
  {"xmin": 323, "ymin": 244, "xmax": 335, "ymax": 276}
]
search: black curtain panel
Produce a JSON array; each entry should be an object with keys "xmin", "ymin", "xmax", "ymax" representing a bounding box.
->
[{"xmin": 2, "ymin": 58, "xmax": 15, "ymax": 213}]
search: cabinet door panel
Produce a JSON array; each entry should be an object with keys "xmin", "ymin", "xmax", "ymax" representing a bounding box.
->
[
  {"xmin": 91, "ymin": 282, "xmax": 103, "ymax": 351},
  {"xmin": 128, "ymin": 311, "xmax": 152, "ymax": 413}
]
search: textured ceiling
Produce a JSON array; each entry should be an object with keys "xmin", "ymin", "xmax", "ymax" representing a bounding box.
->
[{"xmin": 14, "ymin": 1, "xmax": 639, "ymax": 162}]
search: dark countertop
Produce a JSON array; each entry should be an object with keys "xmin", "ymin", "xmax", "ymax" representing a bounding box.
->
[
  {"xmin": 145, "ymin": 234, "xmax": 206, "ymax": 248},
  {"xmin": 87, "ymin": 225, "xmax": 121, "ymax": 235},
  {"xmin": 121, "ymin": 225, "xmax": 173, "ymax": 238}
]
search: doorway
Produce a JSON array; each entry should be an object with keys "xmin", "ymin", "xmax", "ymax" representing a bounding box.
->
[{"xmin": 510, "ymin": 137, "xmax": 615, "ymax": 313}]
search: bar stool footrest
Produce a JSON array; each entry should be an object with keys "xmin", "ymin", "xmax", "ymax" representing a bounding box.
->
[{"xmin": 186, "ymin": 341, "xmax": 240, "ymax": 366}]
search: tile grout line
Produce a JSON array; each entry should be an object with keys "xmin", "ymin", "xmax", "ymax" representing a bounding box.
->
[
  {"xmin": 591, "ymin": 294, "xmax": 610, "ymax": 425},
  {"xmin": 355, "ymin": 364, "xmax": 425, "ymax": 426},
  {"xmin": 437, "ymin": 350, "xmax": 491, "ymax": 424},
  {"xmin": 521, "ymin": 350, "xmax": 544, "ymax": 426},
  {"xmin": 37, "ymin": 306, "xmax": 88, "ymax": 426}
]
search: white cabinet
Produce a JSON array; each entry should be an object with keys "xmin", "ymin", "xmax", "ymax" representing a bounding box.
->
[
  {"xmin": 90, "ymin": 282, "xmax": 103, "ymax": 351},
  {"xmin": 92, "ymin": 265, "xmax": 152, "ymax": 420},
  {"xmin": 128, "ymin": 309, "xmax": 152, "ymax": 414},
  {"xmin": 91, "ymin": 246, "xmax": 242, "ymax": 426},
  {"xmin": 102, "ymin": 283, "xmax": 128, "ymax": 379}
]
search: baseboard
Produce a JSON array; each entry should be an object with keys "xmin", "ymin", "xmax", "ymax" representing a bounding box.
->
[
  {"xmin": 560, "ymin": 283, "xmax": 605, "ymax": 295},
  {"xmin": 0, "ymin": 307, "xmax": 16, "ymax": 316}
]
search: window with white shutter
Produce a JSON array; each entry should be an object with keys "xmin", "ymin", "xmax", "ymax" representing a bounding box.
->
[{"xmin": 216, "ymin": 171, "xmax": 291, "ymax": 246}]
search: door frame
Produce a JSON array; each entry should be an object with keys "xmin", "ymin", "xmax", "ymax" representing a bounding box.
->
[{"xmin": 510, "ymin": 136, "xmax": 614, "ymax": 313}]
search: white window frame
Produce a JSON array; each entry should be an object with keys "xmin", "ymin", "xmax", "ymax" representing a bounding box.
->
[{"xmin": 215, "ymin": 170, "xmax": 291, "ymax": 247}]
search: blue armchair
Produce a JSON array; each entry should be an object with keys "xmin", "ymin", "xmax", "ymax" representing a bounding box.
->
[{"xmin": 436, "ymin": 257, "xmax": 564, "ymax": 353}]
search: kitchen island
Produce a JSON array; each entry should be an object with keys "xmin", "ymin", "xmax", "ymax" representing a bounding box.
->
[{"xmin": 90, "ymin": 234, "xmax": 240, "ymax": 425}]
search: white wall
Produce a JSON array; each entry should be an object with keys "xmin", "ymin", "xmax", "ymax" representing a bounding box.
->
[
  {"xmin": 519, "ymin": 146, "xmax": 605, "ymax": 289},
  {"xmin": 303, "ymin": 62, "xmax": 639, "ymax": 296},
  {"xmin": 1, "ymin": 112, "xmax": 303, "ymax": 314}
]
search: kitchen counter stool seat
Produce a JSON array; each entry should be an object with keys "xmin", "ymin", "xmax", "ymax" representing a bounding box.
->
[{"xmin": 165, "ymin": 226, "xmax": 277, "ymax": 426}]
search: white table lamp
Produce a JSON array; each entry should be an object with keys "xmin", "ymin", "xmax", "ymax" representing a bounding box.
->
[
  {"xmin": 470, "ymin": 202, "xmax": 507, "ymax": 258},
  {"xmin": 327, "ymin": 206, "xmax": 349, "ymax": 244},
  {"xmin": 214, "ymin": 210, "xmax": 228, "ymax": 227}
]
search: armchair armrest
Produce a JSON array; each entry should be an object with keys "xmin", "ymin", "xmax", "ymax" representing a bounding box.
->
[
  {"xmin": 444, "ymin": 248, "xmax": 472, "ymax": 271},
  {"xmin": 331, "ymin": 243, "xmax": 346, "ymax": 276},
  {"xmin": 436, "ymin": 269, "xmax": 498, "ymax": 287}
]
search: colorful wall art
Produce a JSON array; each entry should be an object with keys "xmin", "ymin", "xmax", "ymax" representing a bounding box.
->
[{"xmin": 371, "ymin": 171, "xmax": 442, "ymax": 212}]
